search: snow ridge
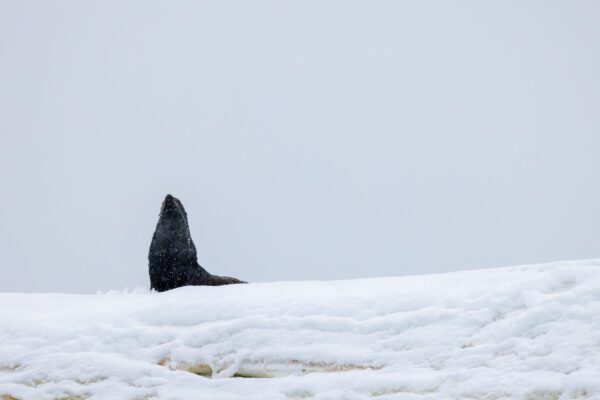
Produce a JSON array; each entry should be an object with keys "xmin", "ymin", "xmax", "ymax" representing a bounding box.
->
[{"xmin": 2, "ymin": 260, "xmax": 600, "ymax": 399}]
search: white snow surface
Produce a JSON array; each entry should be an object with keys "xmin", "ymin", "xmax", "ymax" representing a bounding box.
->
[{"xmin": 2, "ymin": 260, "xmax": 600, "ymax": 400}]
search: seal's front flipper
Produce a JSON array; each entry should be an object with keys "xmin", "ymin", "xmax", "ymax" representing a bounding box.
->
[{"xmin": 210, "ymin": 275, "xmax": 247, "ymax": 286}]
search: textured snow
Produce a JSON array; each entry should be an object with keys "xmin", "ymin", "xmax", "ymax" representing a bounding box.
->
[{"xmin": 2, "ymin": 260, "xmax": 600, "ymax": 399}]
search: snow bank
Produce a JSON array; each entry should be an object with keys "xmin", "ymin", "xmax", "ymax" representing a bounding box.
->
[{"xmin": 2, "ymin": 260, "xmax": 600, "ymax": 399}]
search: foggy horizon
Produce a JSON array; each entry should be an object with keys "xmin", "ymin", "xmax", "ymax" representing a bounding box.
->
[{"xmin": 1, "ymin": 1, "xmax": 599, "ymax": 293}]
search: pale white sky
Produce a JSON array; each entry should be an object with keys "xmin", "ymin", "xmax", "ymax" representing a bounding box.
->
[{"xmin": 1, "ymin": 1, "xmax": 599, "ymax": 293}]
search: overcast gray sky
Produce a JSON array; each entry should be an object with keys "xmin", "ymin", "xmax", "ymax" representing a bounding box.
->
[{"xmin": 1, "ymin": 1, "xmax": 599, "ymax": 293}]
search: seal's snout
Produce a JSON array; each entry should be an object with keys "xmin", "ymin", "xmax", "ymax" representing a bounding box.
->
[
  {"xmin": 163, "ymin": 194, "xmax": 176, "ymax": 209},
  {"xmin": 160, "ymin": 194, "xmax": 178, "ymax": 216}
]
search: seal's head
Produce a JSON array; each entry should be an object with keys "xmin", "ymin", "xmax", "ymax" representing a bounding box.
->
[
  {"xmin": 159, "ymin": 194, "xmax": 189, "ymax": 232},
  {"xmin": 152, "ymin": 194, "xmax": 196, "ymax": 256}
]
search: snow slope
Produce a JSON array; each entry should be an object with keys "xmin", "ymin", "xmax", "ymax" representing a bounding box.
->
[{"xmin": 2, "ymin": 260, "xmax": 600, "ymax": 400}]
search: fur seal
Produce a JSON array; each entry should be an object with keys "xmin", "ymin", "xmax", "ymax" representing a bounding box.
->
[{"xmin": 149, "ymin": 194, "xmax": 246, "ymax": 292}]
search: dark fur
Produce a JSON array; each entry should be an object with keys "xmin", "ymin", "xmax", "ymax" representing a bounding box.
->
[{"xmin": 149, "ymin": 194, "xmax": 246, "ymax": 292}]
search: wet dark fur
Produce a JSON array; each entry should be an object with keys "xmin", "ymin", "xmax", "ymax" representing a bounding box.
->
[{"xmin": 149, "ymin": 194, "xmax": 246, "ymax": 292}]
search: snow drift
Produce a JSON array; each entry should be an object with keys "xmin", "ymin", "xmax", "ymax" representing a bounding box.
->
[{"xmin": 2, "ymin": 259, "xmax": 600, "ymax": 399}]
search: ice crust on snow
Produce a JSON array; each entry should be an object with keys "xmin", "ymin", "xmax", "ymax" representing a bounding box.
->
[{"xmin": 2, "ymin": 260, "xmax": 600, "ymax": 399}]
